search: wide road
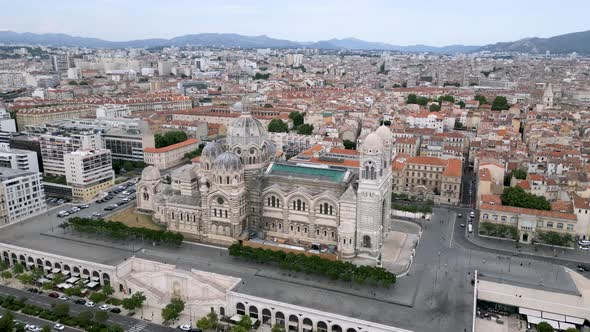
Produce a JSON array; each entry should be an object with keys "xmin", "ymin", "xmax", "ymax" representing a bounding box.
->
[{"xmin": 0, "ymin": 285, "xmax": 175, "ymax": 332}]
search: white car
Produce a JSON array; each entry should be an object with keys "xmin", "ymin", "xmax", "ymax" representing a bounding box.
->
[
  {"xmin": 58, "ymin": 295, "xmax": 68, "ymax": 301},
  {"xmin": 85, "ymin": 301, "xmax": 96, "ymax": 307},
  {"xmin": 99, "ymin": 304, "xmax": 110, "ymax": 311},
  {"xmin": 579, "ymin": 240, "xmax": 590, "ymax": 246},
  {"xmin": 25, "ymin": 325, "xmax": 40, "ymax": 332},
  {"xmin": 178, "ymin": 325, "xmax": 192, "ymax": 331},
  {"xmin": 580, "ymin": 246, "xmax": 590, "ymax": 251},
  {"xmin": 53, "ymin": 323, "xmax": 65, "ymax": 331}
]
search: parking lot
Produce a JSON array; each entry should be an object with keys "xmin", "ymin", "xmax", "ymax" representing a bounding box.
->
[{"xmin": 49, "ymin": 179, "xmax": 138, "ymax": 221}]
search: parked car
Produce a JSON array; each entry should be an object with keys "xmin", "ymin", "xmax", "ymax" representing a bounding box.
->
[
  {"xmin": 104, "ymin": 205, "xmax": 117, "ymax": 211},
  {"xmin": 53, "ymin": 323, "xmax": 65, "ymax": 331},
  {"xmin": 99, "ymin": 304, "xmax": 110, "ymax": 311},
  {"xmin": 110, "ymin": 307, "xmax": 121, "ymax": 314},
  {"xmin": 580, "ymin": 246, "xmax": 590, "ymax": 251},
  {"xmin": 178, "ymin": 325, "xmax": 192, "ymax": 331},
  {"xmin": 457, "ymin": 213, "xmax": 463, "ymax": 218},
  {"xmin": 57, "ymin": 212, "xmax": 69, "ymax": 218},
  {"xmin": 58, "ymin": 295, "xmax": 68, "ymax": 301},
  {"xmin": 78, "ymin": 204, "xmax": 90, "ymax": 209},
  {"xmin": 85, "ymin": 301, "xmax": 96, "ymax": 307},
  {"xmin": 92, "ymin": 212, "xmax": 102, "ymax": 217},
  {"xmin": 48, "ymin": 292, "xmax": 59, "ymax": 298},
  {"xmin": 579, "ymin": 240, "xmax": 590, "ymax": 246},
  {"xmin": 74, "ymin": 299, "xmax": 86, "ymax": 305},
  {"xmin": 577, "ymin": 264, "xmax": 590, "ymax": 272}
]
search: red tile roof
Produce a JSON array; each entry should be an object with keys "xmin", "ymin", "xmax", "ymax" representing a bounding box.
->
[
  {"xmin": 144, "ymin": 138, "xmax": 199, "ymax": 153},
  {"xmin": 480, "ymin": 203, "xmax": 577, "ymax": 221}
]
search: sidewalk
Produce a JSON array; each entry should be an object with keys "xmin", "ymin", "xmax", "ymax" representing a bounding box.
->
[{"xmin": 466, "ymin": 229, "xmax": 590, "ymax": 264}]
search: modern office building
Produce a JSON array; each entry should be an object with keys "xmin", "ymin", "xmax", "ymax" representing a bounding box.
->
[
  {"xmin": 0, "ymin": 108, "xmax": 17, "ymax": 133},
  {"xmin": 103, "ymin": 125, "xmax": 155, "ymax": 161},
  {"xmin": 65, "ymin": 149, "xmax": 114, "ymax": 202},
  {"xmin": 0, "ymin": 167, "xmax": 46, "ymax": 224},
  {"xmin": 0, "ymin": 144, "xmax": 39, "ymax": 172},
  {"xmin": 9, "ymin": 134, "xmax": 43, "ymax": 172},
  {"xmin": 40, "ymin": 132, "xmax": 103, "ymax": 176}
]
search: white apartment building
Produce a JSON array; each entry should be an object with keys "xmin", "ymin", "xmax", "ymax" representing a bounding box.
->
[
  {"xmin": 405, "ymin": 112, "xmax": 444, "ymax": 133},
  {"xmin": 96, "ymin": 104, "xmax": 131, "ymax": 118},
  {"xmin": 40, "ymin": 132, "xmax": 103, "ymax": 176},
  {"xmin": 0, "ymin": 108, "xmax": 17, "ymax": 133},
  {"xmin": 0, "ymin": 144, "xmax": 39, "ymax": 172},
  {"xmin": 0, "ymin": 168, "xmax": 46, "ymax": 224},
  {"xmin": 65, "ymin": 149, "xmax": 114, "ymax": 202}
]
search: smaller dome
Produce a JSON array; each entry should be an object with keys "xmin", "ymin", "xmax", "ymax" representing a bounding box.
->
[
  {"xmin": 263, "ymin": 139, "xmax": 277, "ymax": 160},
  {"xmin": 376, "ymin": 125, "xmax": 393, "ymax": 141},
  {"xmin": 201, "ymin": 141, "xmax": 224, "ymax": 161},
  {"xmin": 213, "ymin": 152, "xmax": 243, "ymax": 172},
  {"xmin": 363, "ymin": 132, "xmax": 384, "ymax": 150},
  {"xmin": 141, "ymin": 166, "xmax": 161, "ymax": 181}
]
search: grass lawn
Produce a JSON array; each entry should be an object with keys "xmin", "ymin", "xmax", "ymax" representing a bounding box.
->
[{"xmin": 110, "ymin": 207, "xmax": 163, "ymax": 230}]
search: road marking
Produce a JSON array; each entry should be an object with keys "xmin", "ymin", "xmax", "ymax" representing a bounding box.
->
[
  {"xmin": 449, "ymin": 211, "xmax": 456, "ymax": 247},
  {"xmin": 127, "ymin": 320, "xmax": 149, "ymax": 332},
  {"xmin": 183, "ymin": 240, "xmax": 228, "ymax": 250}
]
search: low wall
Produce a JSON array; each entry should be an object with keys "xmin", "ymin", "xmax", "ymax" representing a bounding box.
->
[
  {"xmin": 392, "ymin": 210, "xmax": 432, "ymax": 220},
  {"xmin": 244, "ymin": 240, "xmax": 337, "ymax": 261}
]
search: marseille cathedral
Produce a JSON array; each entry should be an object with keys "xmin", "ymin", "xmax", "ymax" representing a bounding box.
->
[{"xmin": 137, "ymin": 100, "xmax": 393, "ymax": 259}]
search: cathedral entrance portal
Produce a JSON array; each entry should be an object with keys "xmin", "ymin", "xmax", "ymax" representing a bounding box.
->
[{"xmin": 362, "ymin": 235, "xmax": 371, "ymax": 248}]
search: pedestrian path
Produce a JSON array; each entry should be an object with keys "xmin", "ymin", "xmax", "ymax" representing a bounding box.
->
[{"xmin": 127, "ymin": 321, "xmax": 149, "ymax": 332}]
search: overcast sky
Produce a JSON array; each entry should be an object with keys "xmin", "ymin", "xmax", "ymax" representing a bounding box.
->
[{"xmin": 2, "ymin": 0, "xmax": 589, "ymax": 46}]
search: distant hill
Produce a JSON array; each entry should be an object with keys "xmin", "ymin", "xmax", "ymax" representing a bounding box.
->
[
  {"xmin": 0, "ymin": 31, "xmax": 476, "ymax": 53},
  {"xmin": 477, "ymin": 30, "xmax": 590, "ymax": 54}
]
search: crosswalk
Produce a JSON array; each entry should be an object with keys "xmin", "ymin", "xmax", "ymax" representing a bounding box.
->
[{"xmin": 126, "ymin": 320, "xmax": 149, "ymax": 332}]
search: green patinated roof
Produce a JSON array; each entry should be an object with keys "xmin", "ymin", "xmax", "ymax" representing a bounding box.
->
[{"xmin": 269, "ymin": 163, "xmax": 346, "ymax": 182}]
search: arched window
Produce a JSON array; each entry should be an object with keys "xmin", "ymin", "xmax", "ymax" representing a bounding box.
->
[
  {"xmin": 290, "ymin": 225, "xmax": 294, "ymax": 232},
  {"xmin": 293, "ymin": 201, "xmax": 296, "ymax": 210},
  {"xmin": 224, "ymin": 210, "xmax": 228, "ymax": 218},
  {"xmin": 304, "ymin": 227, "xmax": 308, "ymax": 233},
  {"xmin": 330, "ymin": 231, "xmax": 335, "ymax": 238},
  {"xmin": 171, "ymin": 212, "xmax": 175, "ymax": 220},
  {"xmin": 278, "ymin": 223, "xmax": 282, "ymax": 230},
  {"xmin": 364, "ymin": 166, "xmax": 369, "ymax": 179},
  {"xmin": 213, "ymin": 209, "xmax": 217, "ymax": 217},
  {"xmin": 297, "ymin": 226, "xmax": 300, "ymax": 232},
  {"xmin": 297, "ymin": 199, "xmax": 301, "ymax": 211},
  {"xmin": 370, "ymin": 166, "xmax": 376, "ymax": 180},
  {"xmin": 271, "ymin": 196, "xmax": 276, "ymax": 207},
  {"xmin": 330, "ymin": 205, "xmax": 333, "ymax": 215},
  {"xmin": 267, "ymin": 197, "xmax": 271, "ymax": 206},
  {"xmin": 323, "ymin": 231, "xmax": 327, "ymax": 236},
  {"xmin": 226, "ymin": 176, "xmax": 230, "ymax": 184},
  {"xmin": 319, "ymin": 204, "xmax": 323, "ymax": 214}
]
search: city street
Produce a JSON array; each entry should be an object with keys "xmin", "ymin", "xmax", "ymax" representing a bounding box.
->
[{"xmin": 0, "ymin": 285, "xmax": 175, "ymax": 332}]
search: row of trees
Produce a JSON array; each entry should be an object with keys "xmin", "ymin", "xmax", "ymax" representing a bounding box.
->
[
  {"xmin": 501, "ymin": 187, "xmax": 551, "ymax": 211},
  {"xmin": 0, "ymin": 295, "xmax": 123, "ymax": 332},
  {"xmin": 537, "ymin": 321, "xmax": 577, "ymax": 332},
  {"xmin": 228, "ymin": 244, "xmax": 396, "ymax": 287},
  {"xmin": 62, "ymin": 217, "xmax": 183, "ymax": 246},
  {"xmin": 267, "ymin": 119, "xmax": 289, "ymax": 133},
  {"xmin": 184, "ymin": 143, "xmax": 206, "ymax": 160},
  {"xmin": 268, "ymin": 111, "xmax": 314, "ymax": 135},
  {"xmin": 536, "ymin": 231, "xmax": 574, "ymax": 247},
  {"xmin": 479, "ymin": 222, "xmax": 518, "ymax": 240},
  {"xmin": 154, "ymin": 131, "xmax": 188, "ymax": 148},
  {"xmin": 253, "ymin": 73, "xmax": 270, "ymax": 80}
]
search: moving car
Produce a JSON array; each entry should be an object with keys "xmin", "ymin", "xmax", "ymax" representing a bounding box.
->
[
  {"xmin": 110, "ymin": 307, "xmax": 121, "ymax": 313},
  {"xmin": 78, "ymin": 204, "xmax": 90, "ymax": 209},
  {"xmin": 578, "ymin": 264, "xmax": 590, "ymax": 272},
  {"xmin": 469, "ymin": 211, "xmax": 475, "ymax": 218},
  {"xmin": 85, "ymin": 301, "xmax": 96, "ymax": 307},
  {"xmin": 58, "ymin": 295, "xmax": 68, "ymax": 301},
  {"xmin": 99, "ymin": 304, "xmax": 110, "ymax": 311},
  {"xmin": 53, "ymin": 323, "xmax": 65, "ymax": 331},
  {"xmin": 178, "ymin": 325, "xmax": 192, "ymax": 331},
  {"xmin": 74, "ymin": 299, "xmax": 86, "ymax": 305},
  {"xmin": 580, "ymin": 246, "xmax": 590, "ymax": 251},
  {"xmin": 48, "ymin": 292, "xmax": 59, "ymax": 298},
  {"xmin": 457, "ymin": 213, "xmax": 463, "ymax": 218}
]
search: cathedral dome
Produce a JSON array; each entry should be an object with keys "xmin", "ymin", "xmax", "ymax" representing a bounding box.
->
[
  {"xmin": 226, "ymin": 114, "xmax": 267, "ymax": 147},
  {"xmin": 201, "ymin": 141, "xmax": 224, "ymax": 160},
  {"xmin": 375, "ymin": 125, "xmax": 393, "ymax": 141},
  {"xmin": 213, "ymin": 152, "xmax": 243, "ymax": 172},
  {"xmin": 363, "ymin": 132, "xmax": 384, "ymax": 151},
  {"xmin": 141, "ymin": 166, "xmax": 161, "ymax": 181}
]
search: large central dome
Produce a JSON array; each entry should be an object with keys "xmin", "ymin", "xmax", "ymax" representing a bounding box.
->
[{"xmin": 226, "ymin": 100, "xmax": 267, "ymax": 147}]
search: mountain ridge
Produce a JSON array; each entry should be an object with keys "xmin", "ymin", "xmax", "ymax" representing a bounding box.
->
[{"xmin": 1, "ymin": 30, "xmax": 589, "ymax": 54}]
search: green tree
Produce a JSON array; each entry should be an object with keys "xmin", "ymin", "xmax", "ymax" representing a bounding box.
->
[
  {"xmin": 271, "ymin": 324, "xmax": 286, "ymax": 332},
  {"xmin": 474, "ymin": 95, "xmax": 487, "ymax": 105},
  {"xmin": 343, "ymin": 140, "xmax": 356, "ymax": 150},
  {"xmin": 288, "ymin": 111, "xmax": 304, "ymax": 127},
  {"xmin": 1, "ymin": 270, "xmax": 12, "ymax": 281},
  {"xmin": 536, "ymin": 322, "xmax": 554, "ymax": 332},
  {"xmin": 417, "ymin": 97, "xmax": 429, "ymax": 106},
  {"xmin": 264, "ymin": 103, "xmax": 273, "ymax": 108},
  {"xmin": 154, "ymin": 131, "xmax": 188, "ymax": 148},
  {"xmin": 406, "ymin": 94, "xmax": 418, "ymax": 104},
  {"xmin": 79, "ymin": 81, "xmax": 88, "ymax": 86},
  {"xmin": 237, "ymin": 315, "xmax": 252, "ymax": 330},
  {"xmin": 379, "ymin": 120, "xmax": 392, "ymax": 126},
  {"xmin": 297, "ymin": 124, "xmax": 314, "ymax": 135},
  {"xmin": 0, "ymin": 261, "xmax": 7, "ymax": 271},
  {"xmin": 161, "ymin": 298, "xmax": 185, "ymax": 324},
  {"xmin": 378, "ymin": 62, "xmax": 386, "ymax": 74},
  {"xmin": 77, "ymin": 310, "xmax": 94, "ymax": 326},
  {"xmin": 89, "ymin": 291, "xmax": 107, "ymax": 303},
  {"xmin": 457, "ymin": 101, "xmax": 466, "ymax": 108},
  {"xmin": 564, "ymin": 328, "xmax": 578, "ymax": 332},
  {"xmin": 12, "ymin": 263, "xmax": 24, "ymax": 274},
  {"xmin": 512, "ymin": 169, "xmax": 527, "ymax": 180},
  {"xmin": 197, "ymin": 311, "xmax": 219, "ymax": 331},
  {"xmin": 95, "ymin": 310, "xmax": 109, "ymax": 323},
  {"xmin": 17, "ymin": 273, "xmax": 34, "ymax": 285},
  {"xmin": 0, "ymin": 311, "xmax": 14, "ymax": 332},
  {"xmin": 102, "ymin": 283, "xmax": 115, "ymax": 296},
  {"xmin": 53, "ymin": 303, "xmax": 70, "ymax": 318},
  {"xmin": 67, "ymin": 81, "xmax": 78, "ymax": 86},
  {"xmin": 501, "ymin": 186, "xmax": 551, "ymax": 211},
  {"xmin": 268, "ymin": 119, "xmax": 289, "ymax": 133},
  {"xmin": 438, "ymin": 95, "xmax": 455, "ymax": 103},
  {"xmin": 429, "ymin": 104, "xmax": 441, "ymax": 112},
  {"xmin": 64, "ymin": 285, "xmax": 82, "ymax": 297},
  {"xmin": 122, "ymin": 292, "xmax": 146, "ymax": 311},
  {"xmin": 491, "ymin": 96, "xmax": 510, "ymax": 111}
]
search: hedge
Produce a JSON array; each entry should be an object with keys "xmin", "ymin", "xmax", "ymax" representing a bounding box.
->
[{"xmin": 228, "ymin": 244, "xmax": 396, "ymax": 287}]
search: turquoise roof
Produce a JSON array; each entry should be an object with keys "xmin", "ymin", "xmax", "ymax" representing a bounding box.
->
[{"xmin": 268, "ymin": 163, "xmax": 346, "ymax": 182}]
